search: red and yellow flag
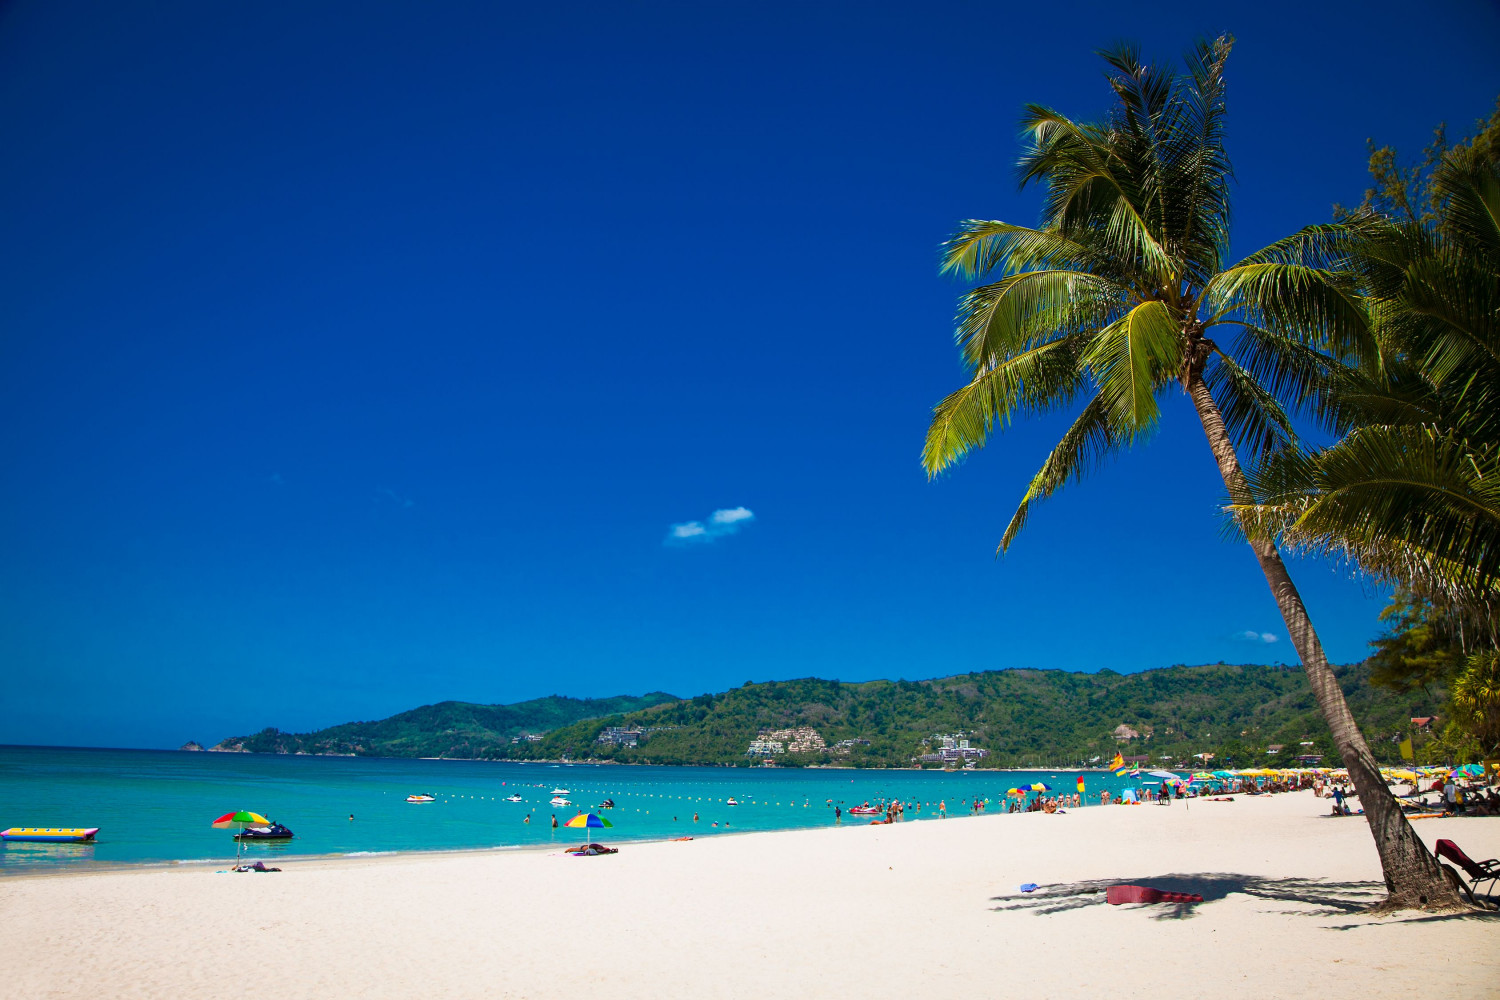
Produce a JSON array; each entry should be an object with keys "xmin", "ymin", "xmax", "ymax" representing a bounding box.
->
[
  {"xmin": 1076, "ymin": 774, "xmax": 1086, "ymax": 794},
  {"xmin": 1108, "ymin": 752, "xmax": 1126, "ymax": 773}
]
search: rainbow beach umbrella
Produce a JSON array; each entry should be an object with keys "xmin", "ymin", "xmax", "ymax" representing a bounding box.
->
[
  {"xmin": 211, "ymin": 810, "xmax": 270, "ymax": 829},
  {"xmin": 563, "ymin": 812, "xmax": 613, "ymax": 852},
  {"xmin": 213, "ymin": 810, "xmax": 270, "ymax": 865}
]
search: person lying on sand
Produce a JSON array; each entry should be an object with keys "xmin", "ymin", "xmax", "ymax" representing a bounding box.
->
[{"xmin": 568, "ymin": 842, "xmax": 617, "ymax": 856}]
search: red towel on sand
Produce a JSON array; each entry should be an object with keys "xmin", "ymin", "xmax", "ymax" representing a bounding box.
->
[{"xmin": 1106, "ymin": 885, "xmax": 1203, "ymax": 904}]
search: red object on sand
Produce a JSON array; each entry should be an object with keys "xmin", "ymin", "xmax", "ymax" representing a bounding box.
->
[{"xmin": 1106, "ymin": 885, "xmax": 1203, "ymax": 905}]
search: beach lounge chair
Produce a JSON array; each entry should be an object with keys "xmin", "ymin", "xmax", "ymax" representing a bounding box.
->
[{"xmin": 1434, "ymin": 838, "xmax": 1499, "ymax": 907}]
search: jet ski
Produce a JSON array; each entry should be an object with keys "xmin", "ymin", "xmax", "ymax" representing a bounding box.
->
[{"xmin": 234, "ymin": 822, "xmax": 294, "ymax": 840}]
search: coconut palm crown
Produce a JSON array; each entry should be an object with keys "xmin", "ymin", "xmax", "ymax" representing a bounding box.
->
[
  {"xmin": 924, "ymin": 36, "xmax": 1371, "ymax": 530},
  {"xmin": 924, "ymin": 36, "xmax": 1463, "ymax": 909}
]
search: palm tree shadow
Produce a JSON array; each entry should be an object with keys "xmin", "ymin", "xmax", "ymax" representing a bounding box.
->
[{"xmin": 992, "ymin": 873, "xmax": 1384, "ymax": 921}]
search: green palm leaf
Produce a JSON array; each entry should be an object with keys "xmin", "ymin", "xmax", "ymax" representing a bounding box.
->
[{"xmin": 999, "ymin": 395, "xmax": 1129, "ymax": 551}]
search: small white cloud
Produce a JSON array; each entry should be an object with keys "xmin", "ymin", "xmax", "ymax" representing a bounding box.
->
[
  {"xmin": 710, "ymin": 507, "xmax": 754, "ymax": 526},
  {"xmin": 665, "ymin": 506, "xmax": 756, "ymax": 545},
  {"xmin": 1231, "ymin": 629, "xmax": 1280, "ymax": 644},
  {"xmin": 1261, "ymin": 632, "xmax": 1279, "ymax": 643}
]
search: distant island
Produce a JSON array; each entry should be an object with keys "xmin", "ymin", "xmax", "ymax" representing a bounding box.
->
[
  {"xmin": 208, "ymin": 662, "xmax": 1435, "ymax": 768},
  {"xmin": 208, "ymin": 692, "xmax": 678, "ymax": 758}
]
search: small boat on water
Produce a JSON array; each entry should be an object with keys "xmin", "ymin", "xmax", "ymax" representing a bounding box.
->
[
  {"xmin": 406, "ymin": 794, "xmax": 436, "ymax": 803},
  {"xmin": 550, "ymin": 788, "xmax": 570, "ymax": 795},
  {"xmin": 550, "ymin": 796, "xmax": 571, "ymax": 806},
  {"xmin": 848, "ymin": 803, "xmax": 883, "ymax": 816},
  {"xmin": 1, "ymin": 827, "xmax": 99, "ymax": 843},
  {"xmin": 726, "ymin": 797, "xmax": 739, "ymax": 806},
  {"xmin": 505, "ymin": 794, "xmax": 524, "ymax": 802},
  {"xmin": 234, "ymin": 823, "xmax": 294, "ymax": 841}
]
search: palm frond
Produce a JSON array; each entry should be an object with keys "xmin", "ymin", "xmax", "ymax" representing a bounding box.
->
[
  {"xmin": 939, "ymin": 220, "xmax": 1095, "ymax": 280},
  {"xmin": 922, "ymin": 335, "xmax": 1087, "ymax": 476},
  {"xmin": 952, "ymin": 269, "xmax": 1124, "ymax": 367},
  {"xmin": 1203, "ymin": 347, "xmax": 1297, "ymax": 460},
  {"xmin": 1242, "ymin": 425, "xmax": 1500, "ymax": 605},
  {"xmin": 1081, "ymin": 299, "xmax": 1181, "ymax": 431},
  {"xmin": 1204, "ymin": 261, "xmax": 1376, "ymax": 370},
  {"xmin": 999, "ymin": 394, "xmax": 1131, "ymax": 551},
  {"xmin": 1433, "ymin": 140, "xmax": 1500, "ymax": 268}
]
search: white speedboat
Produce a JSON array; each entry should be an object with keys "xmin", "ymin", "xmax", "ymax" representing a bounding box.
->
[
  {"xmin": 406, "ymin": 794, "xmax": 436, "ymax": 803},
  {"xmin": 550, "ymin": 796, "xmax": 571, "ymax": 807},
  {"xmin": 726, "ymin": 797, "xmax": 739, "ymax": 806},
  {"xmin": 550, "ymin": 788, "xmax": 570, "ymax": 795},
  {"xmin": 505, "ymin": 794, "xmax": 524, "ymax": 802}
]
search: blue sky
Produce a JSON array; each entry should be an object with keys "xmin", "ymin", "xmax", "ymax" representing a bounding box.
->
[{"xmin": 2, "ymin": 1, "xmax": 1497, "ymax": 749}]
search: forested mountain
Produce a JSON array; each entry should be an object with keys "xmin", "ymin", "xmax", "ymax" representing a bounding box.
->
[
  {"xmin": 211, "ymin": 692, "xmax": 678, "ymax": 758},
  {"xmin": 212, "ymin": 663, "xmax": 1440, "ymax": 766},
  {"xmin": 513, "ymin": 663, "xmax": 1431, "ymax": 767}
]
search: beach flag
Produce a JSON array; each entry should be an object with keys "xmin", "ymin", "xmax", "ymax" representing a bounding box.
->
[
  {"xmin": 1399, "ymin": 737, "xmax": 1414, "ymax": 762},
  {"xmin": 1108, "ymin": 752, "xmax": 1126, "ymax": 774},
  {"xmin": 1076, "ymin": 775, "xmax": 1085, "ymax": 795}
]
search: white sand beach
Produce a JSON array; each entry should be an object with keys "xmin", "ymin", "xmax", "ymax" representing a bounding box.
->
[{"xmin": 4, "ymin": 789, "xmax": 1497, "ymax": 999}]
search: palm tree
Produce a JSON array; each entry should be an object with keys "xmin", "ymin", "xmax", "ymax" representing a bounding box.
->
[
  {"xmin": 922, "ymin": 36, "xmax": 1461, "ymax": 909},
  {"xmin": 1240, "ymin": 110, "xmax": 1500, "ymax": 764},
  {"xmin": 1241, "ymin": 128, "xmax": 1500, "ymax": 626}
]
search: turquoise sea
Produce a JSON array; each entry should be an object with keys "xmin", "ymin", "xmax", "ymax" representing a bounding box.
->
[{"xmin": 0, "ymin": 745, "xmax": 1176, "ymax": 874}]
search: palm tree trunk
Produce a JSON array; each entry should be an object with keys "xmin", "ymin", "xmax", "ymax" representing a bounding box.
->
[{"xmin": 1185, "ymin": 372, "xmax": 1464, "ymax": 910}]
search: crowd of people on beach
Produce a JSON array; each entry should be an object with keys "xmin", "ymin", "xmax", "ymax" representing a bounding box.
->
[
  {"xmin": 674, "ymin": 768, "xmax": 1500, "ymax": 831},
  {"xmin": 1390, "ymin": 775, "xmax": 1500, "ymax": 816}
]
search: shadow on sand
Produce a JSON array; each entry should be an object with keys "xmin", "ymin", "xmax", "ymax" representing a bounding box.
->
[{"xmin": 991, "ymin": 873, "xmax": 1500, "ymax": 926}]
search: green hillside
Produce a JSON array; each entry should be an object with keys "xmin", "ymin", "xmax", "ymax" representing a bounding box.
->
[
  {"xmin": 509, "ymin": 663, "xmax": 1440, "ymax": 768},
  {"xmin": 213, "ymin": 662, "xmax": 1442, "ymax": 767},
  {"xmin": 212, "ymin": 692, "xmax": 679, "ymax": 758}
]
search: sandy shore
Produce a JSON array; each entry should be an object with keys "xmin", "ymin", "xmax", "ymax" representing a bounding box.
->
[{"xmin": 4, "ymin": 789, "xmax": 1497, "ymax": 999}]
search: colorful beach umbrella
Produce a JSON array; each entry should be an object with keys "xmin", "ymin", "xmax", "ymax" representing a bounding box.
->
[
  {"xmin": 564, "ymin": 812, "xmax": 613, "ymax": 830},
  {"xmin": 1028, "ymin": 782, "xmax": 1052, "ymax": 792},
  {"xmin": 211, "ymin": 810, "xmax": 270, "ymax": 829},
  {"xmin": 212, "ymin": 810, "xmax": 271, "ymax": 865}
]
